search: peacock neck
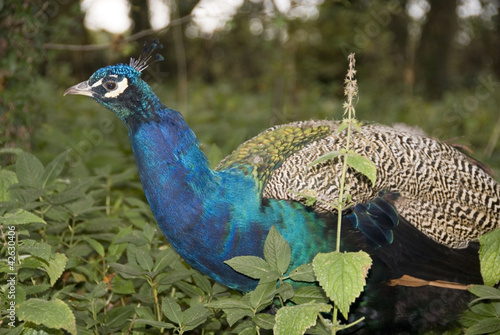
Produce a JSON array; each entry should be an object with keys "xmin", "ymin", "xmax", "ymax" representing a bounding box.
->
[{"xmin": 126, "ymin": 107, "xmax": 223, "ymax": 233}]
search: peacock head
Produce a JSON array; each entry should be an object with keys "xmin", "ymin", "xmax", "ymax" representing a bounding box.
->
[{"xmin": 65, "ymin": 41, "xmax": 164, "ymax": 122}]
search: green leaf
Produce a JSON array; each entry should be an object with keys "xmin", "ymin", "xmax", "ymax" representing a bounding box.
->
[
  {"xmin": 20, "ymin": 240, "xmax": 52, "ymax": 262},
  {"xmin": 111, "ymin": 274, "xmax": 135, "ymax": 294},
  {"xmin": 0, "ymin": 169, "xmax": 17, "ymax": 201},
  {"xmin": 469, "ymin": 285, "xmax": 500, "ymax": 299},
  {"xmin": 182, "ymin": 303, "xmax": 211, "ymax": 328},
  {"xmin": 206, "ymin": 297, "xmax": 253, "ymax": 311},
  {"xmin": 309, "ymin": 151, "xmax": 342, "ymax": 167},
  {"xmin": 152, "ymin": 247, "xmax": 179, "ymax": 272},
  {"xmin": 82, "ymin": 237, "xmax": 105, "ymax": 257},
  {"xmin": 313, "ymin": 251, "xmax": 372, "ymax": 318},
  {"xmin": 291, "ymin": 286, "xmax": 329, "ymax": 305},
  {"xmin": 109, "ymin": 262, "xmax": 145, "ymax": 278},
  {"xmin": 289, "ymin": 263, "xmax": 316, "ymax": 282},
  {"xmin": 107, "ymin": 225, "xmax": 133, "ymax": 262},
  {"xmin": 133, "ymin": 319, "xmax": 175, "ymax": 329},
  {"xmin": 253, "ymin": 313, "xmax": 275, "ymax": 330},
  {"xmin": 249, "ymin": 279, "xmax": 276, "ymax": 309},
  {"xmin": 464, "ymin": 318, "xmax": 500, "ymax": 335},
  {"xmin": 277, "ymin": 282, "xmax": 294, "ymax": 302},
  {"xmin": 42, "ymin": 253, "xmax": 68, "ymax": 286},
  {"xmin": 479, "ymin": 229, "xmax": 500, "ymax": 286},
  {"xmin": 224, "ymin": 256, "xmax": 273, "ymax": 279},
  {"xmin": 16, "ymin": 152, "xmax": 44, "ymax": 188},
  {"xmin": 17, "ymin": 298, "xmax": 77, "ymax": 335},
  {"xmin": 105, "ymin": 305, "xmax": 135, "ymax": 328},
  {"xmin": 264, "ymin": 226, "xmax": 291, "ymax": 274},
  {"xmin": 162, "ymin": 297, "xmax": 183, "ymax": 325},
  {"xmin": 1, "ymin": 209, "xmax": 46, "ymax": 225},
  {"xmin": 345, "ymin": 153, "xmax": 377, "ymax": 186},
  {"xmin": 134, "ymin": 246, "xmax": 154, "ymax": 272},
  {"xmin": 274, "ymin": 303, "xmax": 332, "ymax": 335},
  {"xmin": 41, "ymin": 151, "xmax": 68, "ymax": 187}
]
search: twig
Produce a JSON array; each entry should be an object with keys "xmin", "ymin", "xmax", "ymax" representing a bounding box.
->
[{"xmin": 43, "ymin": 15, "xmax": 192, "ymax": 51}]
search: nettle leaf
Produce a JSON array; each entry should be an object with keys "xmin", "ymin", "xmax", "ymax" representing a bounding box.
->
[
  {"xmin": 291, "ymin": 286, "xmax": 329, "ymax": 305},
  {"xmin": 1, "ymin": 209, "xmax": 46, "ymax": 225},
  {"xmin": 41, "ymin": 150, "xmax": 69, "ymax": 187},
  {"xmin": 82, "ymin": 236, "xmax": 105, "ymax": 257},
  {"xmin": 43, "ymin": 253, "xmax": 68, "ymax": 286},
  {"xmin": 264, "ymin": 226, "xmax": 291, "ymax": 274},
  {"xmin": 289, "ymin": 263, "xmax": 316, "ymax": 282},
  {"xmin": 17, "ymin": 298, "xmax": 77, "ymax": 335},
  {"xmin": 345, "ymin": 153, "xmax": 377, "ymax": 186},
  {"xmin": 274, "ymin": 303, "xmax": 332, "ymax": 335},
  {"xmin": 464, "ymin": 318, "xmax": 500, "ymax": 335},
  {"xmin": 182, "ymin": 303, "xmax": 212, "ymax": 329},
  {"xmin": 249, "ymin": 279, "xmax": 276, "ymax": 310},
  {"xmin": 162, "ymin": 296, "xmax": 183, "ymax": 325},
  {"xmin": 16, "ymin": 152, "xmax": 44, "ymax": 188},
  {"xmin": 313, "ymin": 251, "xmax": 372, "ymax": 319},
  {"xmin": 135, "ymin": 246, "xmax": 154, "ymax": 272},
  {"xmin": 0, "ymin": 168, "xmax": 17, "ymax": 201},
  {"xmin": 20, "ymin": 239, "xmax": 52, "ymax": 262},
  {"xmin": 253, "ymin": 313, "xmax": 275, "ymax": 330},
  {"xmin": 479, "ymin": 229, "xmax": 500, "ymax": 286},
  {"xmin": 225, "ymin": 256, "xmax": 272, "ymax": 279}
]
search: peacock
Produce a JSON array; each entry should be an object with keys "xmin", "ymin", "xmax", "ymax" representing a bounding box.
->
[{"xmin": 65, "ymin": 49, "xmax": 499, "ymax": 333}]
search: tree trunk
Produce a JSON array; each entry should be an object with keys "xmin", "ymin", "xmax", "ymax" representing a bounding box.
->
[{"xmin": 416, "ymin": 0, "xmax": 458, "ymax": 100}]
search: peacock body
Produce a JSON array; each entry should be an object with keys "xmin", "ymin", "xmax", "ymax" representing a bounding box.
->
[{"xmin": 65, "ymin": 59, "xmax": 500, "ymax": 332}]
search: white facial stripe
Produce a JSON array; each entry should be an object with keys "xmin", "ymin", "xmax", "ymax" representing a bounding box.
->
[
  {"xmin": 104, "ymin": 77, "xmax": 129, "ymax": 98},
  {"xmin": 109, "ymin": 75, "xmax": 118, "ymax": 78},
  {"xmin": 91, "ymin": 78, "xmax": 103, "ymax": 88}
]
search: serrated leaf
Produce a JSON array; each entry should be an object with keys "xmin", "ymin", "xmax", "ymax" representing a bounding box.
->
[
  {"xmin": 464, "ymin": 318, "xmax": 500, "ymax": 335},
  {"xmin": 274, "ymin": 303, "xmax": 332, "ymax": 335},
  {"xmin": 310, "ymin": 151, "xmax": 342, "ymax": 167},
  {"xmin": 133, "ymin": 319, "xmax": 176, "ymax": 329},
  {"xmin": 225, "ymin": 308, "xmax": 254, "ymax": 327},
  {"xmin": 109, "ymin": 262, "xmax": 145, "ymax": 278},
  {"xmin": 1, "ymin": 209, "xmax": 46, "ymax": 225},
  {"xmin": 277, "ymin": 282, "xmax": 294, "ymax": 302},
  {"xmin": 479, "ymin": 229, "xmax": 500, "ymax": 286},
  {"xmin": 253, "ymin": 313, "xmax": 275, "ymax": 330},
  {"xmin": 291, "ymin": 286, "xmax": 329, "ymax": 305},
  {"xmin": 135, "ymin": 246, "xmax": 154, "ymax": 272},
  {"xmin": 206, "ymin": 298, "xmax": 253, "ymax": 311},
  {"xmin": 105, "ymin": 305, "xmax": 135, "ymax": 328},
  {"xmin": 345, "ymin": 153, "xmax": 377, "ymax": 186},
  {"xmin": 41, "ymin": 151, "xmax": 68, "ymax": 187},
  {"xmin": 289, "ymin": 263, "xmax": 316, "ymax": 282},
  {"xmin": 21, "ymin": 240, "xmax": 52, "ymax": 262},
  {"xmin": 162, "ymin": 297, "xmax": 183, "ymax": 325},
  {"xmin": 82, "ymin": 237, "xmax": 105, "ymax": 257},
  {"xmin": 264, "ymin": 226, "xmax": 291, "ymax": 274},
  {"xmin": 17, "ymin": 298, "xmax": 76, "ymax": 335},
  {"xmin": 153, "ymin": 247, "xmax": 179, "ymax": 272},
  {"xmin": 225, "ymin": 255, "xmax": 272, "ymax": 279},
  {"xmin": 249, "ymin": 279, "xmax": 276, "ymax": 309},
  {"xmin": 182, "ymin": 303, "xmax": 211, "ymax": 328},
  {"xmin": 16, "ymin": 152, "xmax": 44, "ymax": 188},
  {"xmin": 91, "ymin": 282, "xmax": 108, "ymax": 298},
  {"xmin": 0, "ymin": 169, "xmax": 17, "ymax": 201},
  {"xmin": 335, "ymin": 122, "xmax": 348, "ymax": 134},
  {"xmin": 42, "ymin": 253, "xmax": 68, "ymax": 286},
  {"xmin": 111, "ymin": 274, "xmax": 135, "ymax": 294},
  {"xmin": 313, "ymin": 251, "xmax": 372, "ymax": 318}
]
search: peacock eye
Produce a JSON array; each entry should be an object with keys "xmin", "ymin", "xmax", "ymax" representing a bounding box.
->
[{"xmin": 104, "ymin": 81, "xmax": 117, "ymax": 91}]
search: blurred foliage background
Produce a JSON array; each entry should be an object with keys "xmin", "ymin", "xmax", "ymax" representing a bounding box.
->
[{"xmin": 1, "ymin": 0, "xmax": 499, "ymax": 175}]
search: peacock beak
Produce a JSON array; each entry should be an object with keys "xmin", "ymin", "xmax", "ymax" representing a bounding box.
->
[{"xmin": 64, "ymin": 81, "xmax": 93, "ymax": 97}]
